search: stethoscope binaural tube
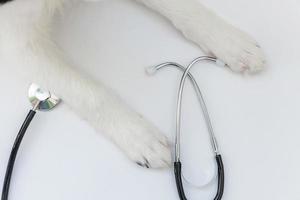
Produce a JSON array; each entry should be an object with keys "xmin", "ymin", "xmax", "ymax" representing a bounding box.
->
[
  {"xmin": 149, "ymin": 56, "xmax": 225, "ymax": 200},
  {"xmin": 175, "ymin": 56, "xmax": 224, "ymax": 200}
]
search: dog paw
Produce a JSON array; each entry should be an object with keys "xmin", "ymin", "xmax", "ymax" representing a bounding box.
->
[
  {"xmin": 116, "ymin": 115, "xmax": 172, "ymax": 169},
  {"xmin": 183, "ymin": 16, "xmax": 266, "ymax": 73},
  {"xmin": 204, "ymin": 25, "xmax": 266, "ymax": 73},
  {"xmin": 215, "ymin": 29, "xmax": 265, "ymax": 73}
]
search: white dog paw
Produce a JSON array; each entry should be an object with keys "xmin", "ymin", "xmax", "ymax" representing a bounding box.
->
[
  {"xmin": 117, "ymin": 116, "xmax": 172, "ymax": 169},
  {"xmin": 207, "ymin": 25, "xmax": 266, "ymax": 73}
]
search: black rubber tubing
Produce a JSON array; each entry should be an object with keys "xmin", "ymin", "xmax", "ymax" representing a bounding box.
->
[
  {"xmin": 174, "ymin": 155, "xmax": 225, "ymax": 200},
  {"xmin": 174, "ymin": 161, "xmax": 188, "ymax": 200},
  {"xmin": 214, "ymin": 155, "xmax": 224, "ymax": 200},
  {"xmin": 1, "ymin": 110, "xmax": 36, "ymax": 200}
]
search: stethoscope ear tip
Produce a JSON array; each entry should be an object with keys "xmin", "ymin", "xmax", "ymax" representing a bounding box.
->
[
  {"xmin": 216, "ymin": 59, "xmax": 226, "ymax": 68},
  {"xmin": 145, "ymin": 66, "xmax": 157, "ymax": 76}
]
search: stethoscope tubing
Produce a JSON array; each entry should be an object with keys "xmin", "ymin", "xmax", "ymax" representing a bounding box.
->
[
  {"xmin": 174, "ymin": 154, "xmax": 224, "ymax": 200},
  {"xmin": 1, "ymin": 110, "xmax": 37, "ymax": 200},
  {"xmin": 1, "ymin": 85, "xmax": 59, "ymax": 200}
]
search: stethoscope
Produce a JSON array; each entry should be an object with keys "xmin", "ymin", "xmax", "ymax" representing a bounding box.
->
[
  {"xmin": 1, "ymin": 56, "xmax": 225, "ymax": 200},
  {"xmin": 1, "ymin": 83, "xmax": 60, "ymax": 200},
  {"xmin": 148, "ymin": 56, "xmax": 225, "ymax": 200}
]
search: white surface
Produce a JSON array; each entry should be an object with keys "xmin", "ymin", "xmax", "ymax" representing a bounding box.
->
[{"xmin": 1, "ymin": 0, "xmax": 300, "ymax": 199}]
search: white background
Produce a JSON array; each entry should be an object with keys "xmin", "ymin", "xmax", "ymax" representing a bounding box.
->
[{"xmin": 1, "ymin": 0, "xmax": 300, "ymax": 199}]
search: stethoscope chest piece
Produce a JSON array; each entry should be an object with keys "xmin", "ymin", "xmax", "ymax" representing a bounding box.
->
[
  {"xmin": 28, "ymin": 83, "xmax": 60, "ymax": 111},
  {"xmin": 2, "ymin": 83, "xmax": 60, "ymax": 200}
]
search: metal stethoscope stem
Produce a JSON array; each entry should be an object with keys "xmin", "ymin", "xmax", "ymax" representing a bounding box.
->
[
  {"xmin": 153, "ymin": 57, "xmax": 219, "ymax": 159},
  {"xmin": 150, "ymin": 56, "xmax": 225, "ymax": 200}
]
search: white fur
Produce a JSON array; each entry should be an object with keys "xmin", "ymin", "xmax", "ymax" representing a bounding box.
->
[{"xmin": 0, "ymin": 0, "xmax": 265, "ymax": 168}]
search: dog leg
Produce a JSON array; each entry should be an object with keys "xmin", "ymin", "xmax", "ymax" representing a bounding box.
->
[
  {"xmin": 0, "ymin": 0, "xmax": 171, "ymax": 169},
  {"xmin": 14, "ymin": 40, "xmax": 171, "ymax": 168},
  {"xmin": 134, "ymin": 0, "xmax": 266, "ymax": 72}
]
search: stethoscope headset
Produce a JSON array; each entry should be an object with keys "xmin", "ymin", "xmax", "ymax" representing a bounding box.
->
[
  {"xmin": 1, "ymin": 56, "xmax": 224, "ymax": 200},
  {"xmin": 148, "ymin": 56, "xmax": 225, "ymax": 200}
]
